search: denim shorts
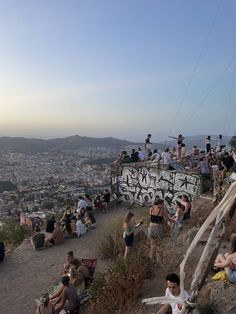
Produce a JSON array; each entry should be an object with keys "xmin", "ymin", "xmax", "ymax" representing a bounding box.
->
[{"xmin": 228, "ymin": 269, "xmax": 236, "ymax": 284}]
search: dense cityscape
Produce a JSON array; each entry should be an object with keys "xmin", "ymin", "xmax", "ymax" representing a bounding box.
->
[{"xmin": 0, "ymin": 149, "xmax": 113, "ymax": 224}]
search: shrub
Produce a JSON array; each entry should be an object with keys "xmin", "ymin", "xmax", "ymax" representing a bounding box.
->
[
  {"xmin": 198, "ymin": 302, "xmax": 219, "ymax": 314},
  {"xmin": 89, "ymin": 252, "xmax": 155, "ymax": 314},
  {"xmin": 0, "ymin": 218, "xmax": 30, "ymax": 246}
]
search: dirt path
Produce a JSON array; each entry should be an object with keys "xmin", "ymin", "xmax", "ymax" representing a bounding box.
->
[{"xmin": 0, "ymin": 205, "xmax": 146, "ymax": 314}]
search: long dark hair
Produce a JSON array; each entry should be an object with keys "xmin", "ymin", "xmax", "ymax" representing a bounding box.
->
[{"xmin": 124, "ymin": 212, "xmax": 134, "ymax": 224}]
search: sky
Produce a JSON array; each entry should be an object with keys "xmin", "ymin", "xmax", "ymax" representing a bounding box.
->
[{"xmin": 0, "ymin": 0, "xmax": 236, "ymax": 142}]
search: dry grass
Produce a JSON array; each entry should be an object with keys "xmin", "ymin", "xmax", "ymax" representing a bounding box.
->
[{"xmin": 89, "ymin": 253, "xmax": 155, "ymax": 314}]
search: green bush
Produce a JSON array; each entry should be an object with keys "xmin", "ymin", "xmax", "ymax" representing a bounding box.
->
[
  {"xmin": 89, "ymin": 252, "xmax": 155, "ymax": 314},
  {"xmin": 0, "ymin": 218, "xmax": 30, "ymax": 246}
]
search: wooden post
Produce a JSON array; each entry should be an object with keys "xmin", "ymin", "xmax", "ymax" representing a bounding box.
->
[{"xmin": 182, "ymin": 182, "xmax": 236, "ymax": 313}]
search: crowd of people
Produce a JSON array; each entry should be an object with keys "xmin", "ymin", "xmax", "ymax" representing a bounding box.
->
[
  {"xmin": 114, "ymin": 134, "xmax": 236, "ymax": 174},
  {"xmin": 31, "ymin": 190, "xmax": 111, "ymax": 251}
]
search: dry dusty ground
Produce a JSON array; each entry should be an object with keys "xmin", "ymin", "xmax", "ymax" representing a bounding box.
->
[
  {"xmin": 0, "ymin": 196, "xmax": 222, "ymax": 314},
  {"xmin": 0, "ymin": 205, "xmax": 146, "ymax": 314}
]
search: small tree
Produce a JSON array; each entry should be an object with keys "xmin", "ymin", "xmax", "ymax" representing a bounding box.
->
[
  {"xmin": 229, "ymin": 135, "xmax": 236, "ymax": 148},
  {"xmin": 0, "ymin": 218, "xmax": 30, "ymax": 246}
]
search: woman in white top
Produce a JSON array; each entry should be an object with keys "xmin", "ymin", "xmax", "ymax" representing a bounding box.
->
[{"xmin": 76, "ymin": 215, "xmax": 87, "ymax": 237}]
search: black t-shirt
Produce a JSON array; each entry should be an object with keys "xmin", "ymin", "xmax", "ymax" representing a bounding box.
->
[
  {"xmin": 103, "ymin": 192, "xmax": 111, "ymax": 203},
  {"xmin": 46, "ymin": 220, "xmax": 55, "ymax": 233},
  {"xmin": 32, "ymin": 233, "xmax": 45, "ymax": 250}
]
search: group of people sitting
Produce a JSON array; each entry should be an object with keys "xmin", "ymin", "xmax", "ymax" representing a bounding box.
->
[
  {"xmin": 35, "ymin": 251, "xmax": 94, "ymax": 314},
  {"xmin": 31, "ymin": 193, "xmax": 103, "ymax": 251}
]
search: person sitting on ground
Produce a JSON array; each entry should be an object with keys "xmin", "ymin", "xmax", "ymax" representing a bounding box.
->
[
  {"xmin": 181, "ymin": 195, "xmax": 192, "ymax": 220},
  {"xmin": 138, "ymin": 147, "xmax": 145, "ymax": 161},
  {"xmin": 156, "ymin": 273, "xmax": 189, "ymax": 314},
  {"xmin": 76, "ymin": 215, "xmax": 87, "ymax": 238},
  {"xmin": 51, "ymin": 276, "xmax": 79, "ymax": 313},
  {"xmin": 84, "ymin": 194, "xmax": 93, "ymax": 211},
  {"xmin": 161, "ymin": 148, "xmax": 171, "ymax": 165},
  {"xmin": 31, "ymin": 225, "xmax": 46, "ymax": 251},
  {"xmin": 72, "ymin": 258, "xmax": 90, "ymax": 288},
  {"xmin": 214, "ymin": 234, "xmax": 236, "ymax": 284},
  {"xmin": 46, "ymin": 216, "xmax": 56, "ymax": 233},
  {"xmin": 63, "ymin": 251, "xmax": 75, "ymax": 274},
  {"xmin": 46, "ymin": 222, "xmax": 64, "ymax": 246},
  {"xmin": 94, "ymin": 191, "xmax": 106, "ymax": 212},
  {"xmin": 69, "ymin": 265, "xmax": 85, "ymax": 297},
  {"xmin": 35, "ymin": 292, "xmax": 54, "ymax": 314},
  {"xmin": 77, "ymin": 196, "xmax": 88, "ymax": 216},
  {"xmin": 130, "ymin": 148, "xmax": 140, "ymax": 162},
  {"xmin": 150, "ymin": 149, "xmax": 161, "ymax": 161}
]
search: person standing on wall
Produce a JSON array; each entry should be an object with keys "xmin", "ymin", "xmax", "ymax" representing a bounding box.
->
[
  {"xmin": 169, "ymin": 134, "xmax": 185, "ymax": 160},
  {"xmin": 205, "ymin": 135, "xmax": 211, "ymax": 154},
  {"xmin": 145, "ymin": 134, "xmax": 152, "ymax": 160}
]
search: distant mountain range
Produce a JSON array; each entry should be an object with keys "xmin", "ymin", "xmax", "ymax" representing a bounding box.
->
[{"xmin": 0, "ymin": 134, "xmax": 232, "ymax": 153}]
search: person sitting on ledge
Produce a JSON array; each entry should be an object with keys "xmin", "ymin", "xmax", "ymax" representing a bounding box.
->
[
  {"xmin": 50, "ymin": 276, "xmax": 78, "ymax": 313},
  {"xmin": 63, "ymin": 251, "xmax": 75, "ymax": 274},
  {"xmin": 214, "ymin": 234, "xmax": 236, "ymax": 284},
  {"xmin": 46, "ymin": 222, "xmax": 64, "ymax": 246},
  {"xmin": 156, "ymin": 273, "xmax": 189, "ymax": 314}
]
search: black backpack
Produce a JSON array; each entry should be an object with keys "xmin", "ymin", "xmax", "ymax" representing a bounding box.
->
[{"xmin": 0, "ymin": 241, "xmax": 5, "ymax": 262}]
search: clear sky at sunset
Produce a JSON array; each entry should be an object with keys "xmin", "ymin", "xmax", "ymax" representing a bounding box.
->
[{"xmin": 0, "ymin": 0, "xmax": 236, "ymax": 142}]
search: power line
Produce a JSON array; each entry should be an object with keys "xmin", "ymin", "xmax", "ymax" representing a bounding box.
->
[
  {"xmin": 166, "ymin": 0, "xmax": 223, "ymax": 142},
  {"xmin": 183, "ymin": 57, "xmax": 236, "ymax": 128}
]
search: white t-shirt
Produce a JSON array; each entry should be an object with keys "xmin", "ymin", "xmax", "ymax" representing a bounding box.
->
[
  {"xmin": 165, "ymin": 288, "xmax": 189, "ymax": 314},
  {"xmin": 138, "ymin": 150, "xmax": 145, "ymax": 161},
  {"xmin": 161, "ymin": 151, "xmax": 171, "ymax": 164},
  {"xmin": 77, "ymin": 199, "xmax": 87, "ymax": 213},
  {"xmin": 76, "ymin": 220, "xmax": 87, "ymax": 237}
]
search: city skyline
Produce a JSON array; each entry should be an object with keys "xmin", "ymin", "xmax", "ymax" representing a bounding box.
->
[{"xmin": 1, "ymin": 0, "xmax": 236, "ymax": 142}]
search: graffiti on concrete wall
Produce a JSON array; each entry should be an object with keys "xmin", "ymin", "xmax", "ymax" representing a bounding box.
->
[{"xmin": 113, "ymin": 166, "xmax": 201, "ymax": 206}]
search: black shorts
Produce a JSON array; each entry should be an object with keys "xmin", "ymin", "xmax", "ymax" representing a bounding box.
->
[{"xmin": 124, "ymin": 233, "xmax": 134, "ymax": 247}]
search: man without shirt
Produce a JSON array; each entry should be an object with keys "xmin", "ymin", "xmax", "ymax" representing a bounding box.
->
[{"xmin": 156, "ymin": 273, "xmax": 189, "ymax": 314}]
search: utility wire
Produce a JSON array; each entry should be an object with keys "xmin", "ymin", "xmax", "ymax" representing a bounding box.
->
[
  {"xmin": 183, "ymin": 57, "xmax": 236, "ymax": 129},
  {"xmin": 224, "ymin": 62, "xmax": 236, "ymax": 136},
  {"xmin": 166, "ymin": 0, "xmax": 223, "ymax": 143}
]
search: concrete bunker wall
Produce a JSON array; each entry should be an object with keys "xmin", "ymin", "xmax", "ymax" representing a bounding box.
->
[{"xmin": 111, "ymin": 163, "xmax": 202, "ymax": 207}]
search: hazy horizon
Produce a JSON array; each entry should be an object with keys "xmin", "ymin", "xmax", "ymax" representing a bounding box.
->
[
  {"xmin": 1, "ymin": 1, "xmax": 236, "ymax": 141},
  {"xmin": 0, "ymin": 132, "xmax": 232, "ymax": 144}
]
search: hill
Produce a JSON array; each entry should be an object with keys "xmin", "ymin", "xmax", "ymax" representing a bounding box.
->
[
  {"xmin": 0, "ymin": 135, "xmax": 166, "ymax": 154},
  {"xmin": 0, "ymin": 134, "xmax": 231, "ymax": 154},
  {"xmin": 0, "ymin": 135, "xmax": 134, "ymax": 153}
]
